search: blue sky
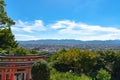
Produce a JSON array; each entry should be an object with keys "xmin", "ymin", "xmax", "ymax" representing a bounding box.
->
[{"xmin": 4, "ymin": 0, "xmax": 120, "ymax": 41}]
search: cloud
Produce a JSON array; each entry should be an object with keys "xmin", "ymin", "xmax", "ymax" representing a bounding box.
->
[
  {"xmin": 50, "ymin": 20, "xmax": 120, "ymax": 40},
  {"xmin": 12, "ymin": 20, "xmax": 46, "ymax": 33},
  {"xmin": 14, "ymin": 34, "xmax": 41, "ymax": 41},
  {"xmin": 12, "ymin": 19, "xmax": 120, "ymax": 41}
]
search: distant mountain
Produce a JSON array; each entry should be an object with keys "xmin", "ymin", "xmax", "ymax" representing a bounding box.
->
[
  {"xmin": 19, "ymin": 39, "xmax": 120, "ymax": 44},
  {"xmin": 18, "ymin": 39, "xmax": 120, "ymax": 53}
]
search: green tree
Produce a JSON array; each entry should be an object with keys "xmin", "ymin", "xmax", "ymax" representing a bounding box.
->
[
  {"xmin": 51, "ymin": 48, "xmax": 96, "ymax": 74},
  {"xmin": 13, "ymin": 48, "xmax": 30, "ymax": 56},
  {"xmin": 50, "ymin": 48, "xmax": 67, "ymax": 61},
  {"xmin": 112, "ymin": 51, "xmax": 120, "ymax": 80},
  {"xmin": 0, "ymin": 0, "xmax": 18, "ymax": 50},
  {"xmin": 31, "ymin": 60, "xmax": 50, "ymax": 80},
  {"xmin": 30, "ymin": 50, "xmax": 42, "ymax": 55},
  {"xmin": 0, "ymin": 29, "xmax": 18, "ymax": 49},
  {"xmin": 96, "ymin": 68, "xmax": 111, "ymax": 80},
  {"xmin": 0, "ymin": 48, "xmax": 7, "ymax": 55},
  {"xmin": 0, "ymin": 0, "xmax": 15, "ymax": 28}
]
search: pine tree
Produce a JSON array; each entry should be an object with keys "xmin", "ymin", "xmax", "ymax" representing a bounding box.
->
[{"xmin": 0, "ymin": 0, "xmax": 18, "ymax": 50}]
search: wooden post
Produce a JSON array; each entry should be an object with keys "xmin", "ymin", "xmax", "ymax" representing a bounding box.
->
[
  {"xmin": 11, "ymin": 69, "xmax": 14, "ymax": 80},
  {"xmin": 1, "ymin": 69, "xmax": 5, "ymax": 80},
  {"xmin": 7, "ymin": 69, "xmax": 11, "ymax": 80},
  {"xmin": 26, "ymin": 68, "xmax": 31, "ymax": 80}
]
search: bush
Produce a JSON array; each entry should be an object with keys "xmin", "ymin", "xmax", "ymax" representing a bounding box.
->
[
  {"xmin": 96, "ymin": 68, "xmax": 111, "ymax": 80},
  {"xmin": 52, "ymin": 62, "xmax": 71, "ymax": 72},
  {"xmin": 51, "ymin": 48, "xmax": 96, "ymax": 74},
  {"xmin": 31, "ymin": 60, "xmax": 50, "ymax": 80},
  {"xmin": 50, "ymin": 69, "xmax": 92, "ymax": 80},
  {"xmin": 13, "ymin": 48, "xmax": 30, "ymax": 56},
  {"xmin": 112, "ymin": 53, "xmax": 120, "ymax": 80}
]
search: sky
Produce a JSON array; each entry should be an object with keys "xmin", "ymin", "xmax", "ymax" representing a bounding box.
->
[{"xmin": 4, "ymin": 0, "xmax": 120, "ymax": 41}]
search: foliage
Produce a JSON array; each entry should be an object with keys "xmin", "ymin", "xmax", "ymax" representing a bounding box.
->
[
  {"xmin": 0, "ymin": 0, "xmax": 15, "ymax": 27},
  {"xmin": 52, "ymin": 62, "xmax": 71, "ymax": 72},
  {"xmin": 30, "ymin": 50, "xmax": 42, "ymax": 55},
  {"xmin": 96, "ymin": 68, "xmax": 111, "ymax": 80},
  {"xmin": 13, "ymin": 48, "xmax": 30, "ymax": 56},
  {"xmin": 31, "ymin": 60, "xmax": 50, "ymax": 80},
  {"xmin": 112, "ymin": 52, "xmax": 120, "ymax": 80},
  {"xmin": 0, "ymin": 29, "xmax": 18, "ymax": 49},
  {"xmin": 0, "ymin": 48, "xmax": 7, "ymax": 55},
  {"xmin": 0, "ymin": 0, "xmax": 18, "ymax": 50},
  {"xmin": 51, "ymin": 48, "xmax": 96, "ymax": 74},
  {"xmin": 50, "ymin": 48, "xmax": 67, "ymax": 61},
  {"xmin": 49, "ymin": 49, "xmax": 120, "ymax": 80},
  {"xmin": 50, "ymin": 69, "xmax": 92, "ymax": 80},
  {"xmin": 0, "ymin": 47, "xmax": 42, "ymax": 56}
]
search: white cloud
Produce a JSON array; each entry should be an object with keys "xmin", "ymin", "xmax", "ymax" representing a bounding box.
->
[
  {"xmin": 78, "ymin": 33, "xmax": 120, "ymax": 41},
  {"xmin": 51, "ymin": 20, "xmax": 76, "ymax": 29},
  {"xmin": 50, "ymin": 20, "xmax": 120, "ymax": 40},
  {"xmin": 14, "ymin": 34, "xmax": 41, "ymax": 41},
  {"xmin": 11, "ymin": 19, "xmax": 120, "ymax": 41},
  {"xmin": 12, "ymin": 20, "xmax": 46, "ymax": 33}
]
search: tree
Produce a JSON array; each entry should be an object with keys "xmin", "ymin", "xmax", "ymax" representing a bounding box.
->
[
  {"xmin": 96, "ymin": 68, "xmax": 111, "ymax": 80},
  {"xmin": 0, "ymin": 0, "xmax": 18, "ymax": 50},
  {"xmin": 51, "ymin": 48, "xmax": 96, "ymax": 74},
  {"xmin": 0, "ymin": 0, "xmax": 15, "ymax": 28},
  {"xmin": 0, "ymin": 29, "xmax": 18, "ymax": 49},
  {"xmin": 112, "ymin": 51, "xmax": 120, "ymax": 80},
  {"xmin": 31, "ymin": 60, "xmax": 50, "ymax": 80},
  {"xmin": 13, "ymin": 48, "xmax": 30, "ymax": 56},
  {"xmin": 50, "ymin": 48, "xmax": 67, "ymax": 61}
]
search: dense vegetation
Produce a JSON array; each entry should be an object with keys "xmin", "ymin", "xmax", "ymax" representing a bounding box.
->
[
  {"xmin": 49, "ymin": 48, "xmax": 120, "ymax": 80},
  {"xmin": 31, "ymin": 60, "xmax": 50, "ymax": 80},
  {"xmin": 50, "ymin": 68, "xmax": 92, "ymax": 80},
  {"xmin": 0, "ymin": 0, "xmax": 18, "ymax": 49},
  {"xmin": 0, "ymin": 0, "xmax": 17, "ymax": 55}
]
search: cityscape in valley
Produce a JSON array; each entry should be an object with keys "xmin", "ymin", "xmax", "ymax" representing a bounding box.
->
[{"xmin": 19, "ymin": 39, "xmax": 120, "ymax": 53}]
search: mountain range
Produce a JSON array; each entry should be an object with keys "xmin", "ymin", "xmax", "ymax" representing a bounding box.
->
[{"xmin": 19, "ymin": 39, "xmax": 120, "ymax": 44}]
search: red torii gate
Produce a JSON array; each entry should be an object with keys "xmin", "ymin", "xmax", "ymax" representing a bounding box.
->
[{"xmin": 0, "ymin": 56, "xmax": 47, "ymax": 80}]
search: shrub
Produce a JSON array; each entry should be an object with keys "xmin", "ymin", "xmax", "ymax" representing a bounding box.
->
[
  {"xmin": 31, "ymin": 60, "xmax": 50, "ymax": 80},
  {"xmin": 13, "ymin": 48, "xmax": 30, "ymax": 56},
  {"xmin": 96, "ymin": 68, "xmax": 111, "ymax": 80},
  {"xmin": 50, "ymin": 69, "xmax": 92, "ymax": 80}
]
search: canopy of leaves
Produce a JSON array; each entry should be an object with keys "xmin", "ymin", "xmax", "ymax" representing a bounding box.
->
[
  {"xmin": 31, "ymin": 60, "xmax": 50, "ymax": 80},
  {"xmin": 0, "ymin": 0, "xmax": 15, "ymax": 28},
  {"xmin": 0, "ymin": 0, "xmax": 18, "ymax": 50},
  {"xmin": 0, "ymin": 29, "xmax": 18, "ymax": 49},
  {"xmin": 51, "ymin": 48, "xmax": 97, "ymax": 74},
  {"xmin": 96, "ymin": 68, "xmax": 111, "ymax": 80},
  {"xmin": 50, "ymin": 49, "xmax": 120, "ymax": 80}
]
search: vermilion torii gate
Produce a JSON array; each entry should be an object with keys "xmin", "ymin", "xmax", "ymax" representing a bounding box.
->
[{"xmin": 0, "ymin": 56, "xmax": 47, "ymax": 80}]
